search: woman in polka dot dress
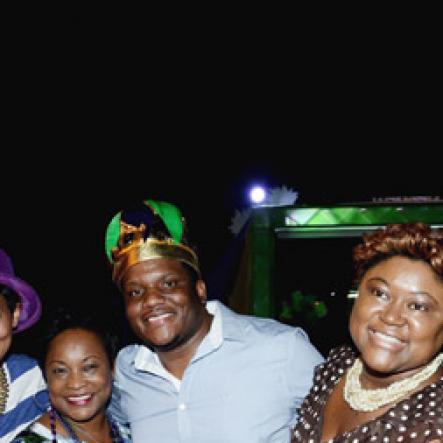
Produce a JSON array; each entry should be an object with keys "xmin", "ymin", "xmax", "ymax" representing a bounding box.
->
[{"xmin": 292, "ymin": 223, "xmax": 443, "ymax": 443}]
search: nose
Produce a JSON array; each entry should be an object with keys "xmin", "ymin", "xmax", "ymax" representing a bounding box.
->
[
  {"xmin": 379, "ymin": 299, "xmax": 405, "ymax": 326},
  {"xmin": 142, "ymin": 286, "xmax": 165, "ymax": 306},
  {"xmin": 66, "ymin": 370, "xmax": 86, "ymax": 389}
]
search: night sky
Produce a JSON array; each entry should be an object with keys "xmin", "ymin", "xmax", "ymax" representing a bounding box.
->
[{"xmin": 3, "ymin": 33, "xmax": 440, "ymax": 362}]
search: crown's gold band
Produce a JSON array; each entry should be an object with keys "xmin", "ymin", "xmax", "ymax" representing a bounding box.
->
[{"xmin": 112, "ymin": 238, "xmax": 200, "ymax": 284}]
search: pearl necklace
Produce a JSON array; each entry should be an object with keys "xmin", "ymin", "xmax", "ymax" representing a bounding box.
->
[
  {"xmin": 344, "ymin": 352, "xmax": 443, "ymax": 412},
  {"xmin": 0, "ymin": 364, "xmax": 9, "ymax": 414}
]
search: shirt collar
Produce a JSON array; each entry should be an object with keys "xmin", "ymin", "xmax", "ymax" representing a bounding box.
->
[
  {"xmin": 205, "ymin": 300, "xmax": 223, "ymax": 348},
  {"xmin": 209, "ymin": 300, "xmax": 244, "ymax": 341}
]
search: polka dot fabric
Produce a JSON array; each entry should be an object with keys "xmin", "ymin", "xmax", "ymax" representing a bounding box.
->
[{"xmin": 292, "ymin": 345, "xmax": 443, "ymax": 442}]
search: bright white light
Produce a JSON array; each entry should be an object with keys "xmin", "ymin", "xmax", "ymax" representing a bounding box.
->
[
  {"xmin": 249, "ymin": 186, "xmax": 267, "ymax": 204},
  {"xmin": 347, "ymin": 290, "xmax": 359, "ymax": 299}
]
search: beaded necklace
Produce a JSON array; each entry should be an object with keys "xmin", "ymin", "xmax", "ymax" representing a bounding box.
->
[
  {"xmin": 344, "ymin": 352, "xmax": 443, "ymax": 412},
  {"xmin": 0, "ymin": 364, "xmax": 9, "ymax": 414},
  {"xmin": 49, "ymin": 407, "xmax": 124, "ymax": 443}
]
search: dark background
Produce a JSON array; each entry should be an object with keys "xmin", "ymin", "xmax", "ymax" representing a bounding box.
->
[
  {"xmin": 4, "ymin": 158, "xmax": 439, "ymax": 360},
  {"xmin": 2, "ymin": 26, "xmax": 441, "ymax": 360}
]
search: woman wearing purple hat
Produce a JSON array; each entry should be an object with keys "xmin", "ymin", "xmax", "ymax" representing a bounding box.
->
[{"xmin": 0, "ymin": 249, "xmax": 48, "ymax": 442}]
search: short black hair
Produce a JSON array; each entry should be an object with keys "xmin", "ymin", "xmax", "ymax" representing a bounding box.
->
[
  {"xmin": 0, "ymin": 283, "xmax": 20, "ymax": 315},
  {"xmin": 42, "ymin": 307, "xmax": 118, "ymax": 368}
]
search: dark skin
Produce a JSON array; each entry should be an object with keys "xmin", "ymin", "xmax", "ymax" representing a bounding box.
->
[
  {"xmin": 38, "ymin": 329, "xmax": 114, "ymax": 443},
  {"xmin": 121, "ymin": 258, "xmax": 213, "ymax": 379},
  {"xmin": 0, "ymin": 295, "xmax": 20, "ymax": 362},
  {"xmin": 321, "ymin": 256, "xmax": 443, "ymax": 442}
]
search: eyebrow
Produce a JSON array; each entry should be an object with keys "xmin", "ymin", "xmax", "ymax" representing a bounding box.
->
[
  {"xmin": 367, "ymin": 278, "xmax": 439, "ymax": 303},
  {"xmin": 366, "ymin": 277, "xmax": 388, "ymax": 285},
  {"xmin": 48, "ymin": 355, "xmax": 103, "ymax": 365},
  {"xmin": 124, "ymin": 273, "xmax": 186, "ymax": 286},
  {"xmin": 47, "ymin": 359, "xmax": 66, "ymax": 365},
  {"xmin": 408, "ymin": 291, "xmax": 438, "ymax": 304},
  {"xmin": 81, "ymin": 355, "xmax": 102, "ymax": 361}
]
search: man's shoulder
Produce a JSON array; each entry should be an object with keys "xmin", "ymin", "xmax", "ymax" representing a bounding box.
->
[
  {"xmin": 219, "ymin": 302, "xmax": 309, "ymax": 342},
  {"xmin": 220, "ymin": 304, "xmax": 324, "ymax": 374},
  {"xmin": 115, "ymin": 344, "xmax": 143, "ymax": 366}
]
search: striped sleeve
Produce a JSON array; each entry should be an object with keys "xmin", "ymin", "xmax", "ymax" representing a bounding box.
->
[{"xmin": 0, "ymin": 354, "xmax": 49, "ymax": 443}]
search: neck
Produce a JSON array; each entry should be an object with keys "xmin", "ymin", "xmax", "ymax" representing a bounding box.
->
[
  {"xmin": 55, "ymin": 409, "xmax": 111, "ymax": 443},
  {"xmin": 157, "ymin": 313, "xmax": 213, "ymax": 379},
  {"xmin": 66, "ymin": 412, "xmax": 109, "ymax": 435}
]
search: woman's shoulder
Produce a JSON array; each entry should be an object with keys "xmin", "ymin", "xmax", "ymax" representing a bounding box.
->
[
  {"xmin": 115, "ymin": 419, "xmax": 132, "ymax": 442},
  {"xmin": 13, "ymin": 421, "xmax": 55, "ymax": 443},
  {"xmin": 304, "ymin": 345, "xmax": 356, "ymax": 390},
  {"xmin": 12, "ymin": 423, "xmax": 50, "ymax": 443},
  {"xmin": 313, "ymin": 345, "xmax": 356, "ymax": 375},
  {"xmin": 326, "ymin": 345, "xmax": 356, "ymax": 362},
  {"xmin": 13, "ymin": 433, "xmax": 47, "ymax": 443},
  {"xmin": 14, "ymin": 421, "xmax": 132, "ymax": 443},
  {"xmin": 13, "ymin": 435, "xmax": 47, "ymax": 443}
]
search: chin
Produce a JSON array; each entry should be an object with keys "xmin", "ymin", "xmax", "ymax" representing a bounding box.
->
[
  {"xmin": 64, "ymin": 408, "xmax": 102, "ymax": 423},
  {"xmin": 57, "ymin": 397, "xmax": 107, "ymax": 423},
  {"xmin": 361, "ymin": 352, "xmax": 404, "ymax": 374},
  {"xmin": 365, "ymin": 361, "xmax": 396, "ymax": 375},
  {"xmin": 137, "ymin": 325, "xmax": 174, "ymax": 343},
  {"xmin": 140, "ymin": 334, "xmax": 173, "ymax": 348},
  {"xmin": 152, "ymin": 336, "xmax": 185, "ymax": 352}
]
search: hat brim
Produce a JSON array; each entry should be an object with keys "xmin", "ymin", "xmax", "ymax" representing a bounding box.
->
[{"xmin": 0, "ymin": 273, "xmax": 42, "ymax": 332}]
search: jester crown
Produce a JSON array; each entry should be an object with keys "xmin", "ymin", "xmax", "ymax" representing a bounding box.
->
[{"xmin": 105, "ymin": 199, "xmax": 200, "ymax": 285}]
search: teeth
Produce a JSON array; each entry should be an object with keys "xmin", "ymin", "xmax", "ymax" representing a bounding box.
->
[
  {"xmin": 374, "ymin": 331, "xmax": 403, "ymax": 344},
  {"xmin": 68, "ymin": 394, "xmax": 91, "ymax": 401},
  {"xmin": 148, "ymin": 313, "xmax": 172, "ymax": 322}
]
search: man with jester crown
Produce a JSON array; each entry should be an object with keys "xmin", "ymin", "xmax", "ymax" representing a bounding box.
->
[{"xmin": 106, "ymin": 199, "xmax": 323, "ymax": 443}]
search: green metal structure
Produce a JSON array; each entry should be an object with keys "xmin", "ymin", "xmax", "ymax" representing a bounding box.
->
[{"xmin": 229, "ymin": 201, "xmax": 443, "ymax": 319}]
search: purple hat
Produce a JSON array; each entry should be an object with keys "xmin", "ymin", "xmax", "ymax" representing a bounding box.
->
[{"xmin": 0, "ymin": 249, "xmax": 42, "ymax": 332}]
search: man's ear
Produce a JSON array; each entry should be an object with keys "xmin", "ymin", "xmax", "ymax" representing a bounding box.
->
[
  {"xmin": 196, "ymin": 280, "xmax": 207, "ymax": 305},
  {"xmin": 12, "ymin": 303, "xmax": 21, "ymax": 329}
]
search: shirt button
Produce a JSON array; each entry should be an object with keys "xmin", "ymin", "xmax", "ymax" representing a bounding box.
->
[{"xmin": 178, "ymin": 403, "xmax": 186, "ymax": 411}]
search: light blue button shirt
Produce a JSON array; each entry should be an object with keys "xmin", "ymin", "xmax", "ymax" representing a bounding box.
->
[{"xmin": 110, "ymin": 301, "xmax": 323, "ymax": 443}]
